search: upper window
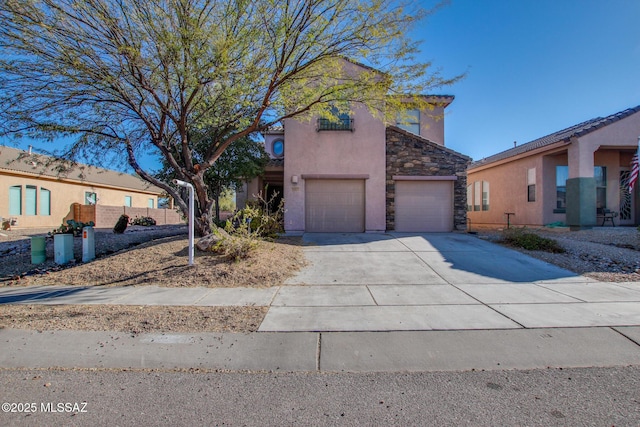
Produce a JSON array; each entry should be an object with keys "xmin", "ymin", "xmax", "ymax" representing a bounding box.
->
[
  {"xmin": 396, "ymin": 109, "xmax": 420, "ymax": 135},
  {"xmin": 124, "ymin": 195, "xmax": 132, "ymax": 207},
  {"xmin": 9, "ymin": 186, "xmax": 21, "ymax": 215},
  {"xmin": 148, "ymin": 198, "xmax": 155, "ymax": 209},
  {"xmin": 317, "ymin": 105, "xmax": 353, "ymax": 131},
  {"xmin": 272, "ymin": 139, "xmax": 284, "ymax": 157}
]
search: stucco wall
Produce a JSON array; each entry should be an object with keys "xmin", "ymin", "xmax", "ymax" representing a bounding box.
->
[
  {"xmin": 385, "ymin": 128, "xmax": 470, "ymax": 231},
  {"xmin": 283, "ymin": 103, "xmax": 387, "ymax": 232},
  {"xmin": 0, "ymin": 172, "xmax": 160, "ymax": 228},
  {"xmin": 467, "ymin": 155, "xmax": 547, "ymax": 228}
]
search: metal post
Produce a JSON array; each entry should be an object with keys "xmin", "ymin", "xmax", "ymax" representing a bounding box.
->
[{"xmin": 174, "ymin": 179, "xmax": 194, "ymax": 265}]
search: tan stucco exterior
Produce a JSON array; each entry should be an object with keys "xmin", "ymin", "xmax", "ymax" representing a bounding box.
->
[{"xmin": 1, "ymin": 146, "xmax": 163, "ymax": 228}]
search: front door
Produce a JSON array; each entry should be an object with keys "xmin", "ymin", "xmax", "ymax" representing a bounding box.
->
[{"xmin": 619, "ymin": 169, "xmax": 635, "ymax": 225}]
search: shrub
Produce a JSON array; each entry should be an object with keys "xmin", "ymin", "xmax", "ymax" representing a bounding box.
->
[
  {"xmin": 501, "ymin": 227, "xmax": 565, "ymax": 253},
  {"xmin": 131, "ymin": 216, "xmax": 157, "ymax": 226},
  {"xmin": 215, "ymin": 219, "xmax": 258, "ymax": 261},
  {"xmin": 113, "ymin": 214, "xmax": 129, "ymax": 234},
  {"xmin": 50, "ymin": 219, "xmax": 95, "ymax": 237},
  {"xmin": 228, "ymin": 192, "xmax": 284, "ymax": 239}
]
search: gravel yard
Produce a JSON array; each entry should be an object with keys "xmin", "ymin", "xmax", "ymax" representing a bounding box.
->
[
  {"xmin": 0, "ymin": 225, "xmax": 305, "ymax": 333},
  {"xmin": 479, "ymin": 226, "xmax": 640, "ymax": 282}
]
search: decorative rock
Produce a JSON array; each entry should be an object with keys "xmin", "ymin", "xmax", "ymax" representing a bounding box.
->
[{"xmin": 196, "ymin": 228, "xmax": 230, "ymax": 252}]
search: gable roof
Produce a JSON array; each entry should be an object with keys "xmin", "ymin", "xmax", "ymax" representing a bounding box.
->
[
  {"xmin": 469, "ymin": 105, "xmax": 640, "ymax": 169},
  {"xmin": 0, "ymin": 145, "xmax": 163, "ymax": 194}
]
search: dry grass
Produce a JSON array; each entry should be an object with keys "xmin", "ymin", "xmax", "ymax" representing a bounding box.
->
[
  {"xmin": 6, "ymin": 236, "xmax": 307, "ymax": 288},
  {"xmin": 0, "ymin": 304, "xmax": 267, "ymax": 333}
]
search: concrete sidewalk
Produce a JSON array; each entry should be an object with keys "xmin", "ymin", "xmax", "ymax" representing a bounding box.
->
[{"xmin": 3, "ymin": 232, "xmax": 640, "ymax": 372}]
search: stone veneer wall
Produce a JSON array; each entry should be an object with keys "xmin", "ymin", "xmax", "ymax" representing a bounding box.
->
[{"xmin": 386, "ymin": 127, "xmax": 471, "ymax": 231}]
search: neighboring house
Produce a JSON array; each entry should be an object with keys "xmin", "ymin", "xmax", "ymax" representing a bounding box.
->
[
  {"xmin": 1, "ymin": 145, "xmax": 179, "ymax": 228},
  {"xmin": 467, "ymin": 105, "xmax": 640, "ymax": 230},
  {"xmin": 238, "ymin": 62, "xmax": 470, "ymax": 233}
]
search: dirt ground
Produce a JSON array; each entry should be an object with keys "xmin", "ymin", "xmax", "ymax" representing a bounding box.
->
[
  {"xmin": 1, "ymin": 225, "xmax": 638, "ymax": 333},
  {"xmin": 0, "ymin": 226, "xmax": 305, "ymax": 333}
]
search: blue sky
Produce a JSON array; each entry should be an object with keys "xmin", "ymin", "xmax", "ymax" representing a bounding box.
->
[
  {"xmin": 5, "ymin": 0, "xmax": 640, "ymax": 168},
  {"xmin": 417, "ymin": 0, "xmax": 640, "ymax": 161}
]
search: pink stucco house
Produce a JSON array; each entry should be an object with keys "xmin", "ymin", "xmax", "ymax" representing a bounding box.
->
[
  {"xmin": 238, "ymin": 69, "xmax": 471, "ymax": 233},
  {"xmin": 467, "ymin": 105, "xmax": 640, "ymax": 230}
]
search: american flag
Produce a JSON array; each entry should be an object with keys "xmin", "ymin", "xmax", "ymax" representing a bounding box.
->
[{"xmin": 630, "ymin": 137, "xmax": 640, "ymax": 192}]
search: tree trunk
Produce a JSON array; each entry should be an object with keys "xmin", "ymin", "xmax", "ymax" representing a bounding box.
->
[{"xmin": 214, "ymin": 192, "xmax": 220, "ymax": 222}]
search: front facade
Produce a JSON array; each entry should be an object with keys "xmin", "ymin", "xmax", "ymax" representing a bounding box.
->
[
  {"xmin": 1, "ymin": 145, "xmax": 166, "ymax": 228},
  {"xmin": 467, "ymin": 106, "xmax": 640, "ymax": 229},
  {"xmin": 239, "ymin": 74, "xmax": 470, "ymax": 233}
]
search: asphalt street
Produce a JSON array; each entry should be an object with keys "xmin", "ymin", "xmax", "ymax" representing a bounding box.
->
[{"xmin": 1, "ymin": 366, "xmax": 639, "ymax": 426}]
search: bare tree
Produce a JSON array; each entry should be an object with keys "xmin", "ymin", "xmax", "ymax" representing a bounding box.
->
[{"xmin": 0, "ymin": 0, "xmax": 459, "ymax": 235}]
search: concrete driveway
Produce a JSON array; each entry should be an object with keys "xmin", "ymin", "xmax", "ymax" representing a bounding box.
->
[{"xmin": 259, "ymin": 232, "xmax": 640, "ymax": 332}]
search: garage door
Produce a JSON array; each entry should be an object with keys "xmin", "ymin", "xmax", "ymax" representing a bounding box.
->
[
  {"xmin": 395, "ymin": 181, "xmax": 453, "ymax": 232},
  {"xmin": 305, "ymin": 179, "xmax": 365, "ymax": 232}
]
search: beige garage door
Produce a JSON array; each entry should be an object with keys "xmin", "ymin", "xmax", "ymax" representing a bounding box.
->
[
  {"xmin": 395, "ymin": 181, "xmax": 453, "ymax": 232},
  {"xmin": 305, "ymin": 179, "xmax": 365, "ymax": 232}
]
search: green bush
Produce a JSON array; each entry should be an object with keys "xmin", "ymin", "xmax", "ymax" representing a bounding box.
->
[
  {"xmin": 50, "ymin": 219, "xmax": 95, "ymax": 237},
  {"xmin": 501, "ymin": 227, "xmax": 565, "ymax": 253},
  {"xmin": 131, "ymin": 216, "xmax": 157, "ymax": 226}
]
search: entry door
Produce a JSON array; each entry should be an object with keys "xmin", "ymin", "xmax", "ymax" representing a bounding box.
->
[{"xmin": 620, "ymin": 169, "xmax": 635, "ymax": 225}]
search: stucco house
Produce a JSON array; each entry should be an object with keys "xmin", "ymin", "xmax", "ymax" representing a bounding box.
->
[
  {"xmin": 1, "ymin": 145, "xmax": 180, "ymax": 229},
  {"xmin": 238, "ymin": 66, "xmax": 471, "ymax": 233},
  {"xmin": 467, "ymin": 105, "xmax": 640, "ymax": 230}
]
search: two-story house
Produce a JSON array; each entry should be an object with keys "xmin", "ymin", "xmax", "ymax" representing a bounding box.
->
[{"xmin": 238, "ymin": 62, "xmax": 471, "ymax": 234}]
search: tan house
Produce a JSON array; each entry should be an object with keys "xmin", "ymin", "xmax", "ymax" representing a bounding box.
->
[
  {"xmin": 1, "ymin": 145, "xmax": 178, "ymax": 229},
  {"xmin": 467, "ymin": 105, "xmax": 640, "ymax": 230},
  {"xmin": 238, "ymin": 62, "xmax": 471, "ymax": 233}
]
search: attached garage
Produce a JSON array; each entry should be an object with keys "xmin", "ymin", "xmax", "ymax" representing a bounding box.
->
[
  {"xmin": 394, "ymin": 180, "xmax": 454, "ymax": 232},
  {"xmin": 305, "ymin": 179, "xmax": 365, "ymax": 232}
]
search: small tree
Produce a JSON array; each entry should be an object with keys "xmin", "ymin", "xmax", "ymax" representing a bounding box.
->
[
  {"xmin": 158, "ymin": 134, "xmax": 269, "ymax": 225},
  {"xmin": 0, "ymin": 0, "xmax": 460, "ymax": 235}
]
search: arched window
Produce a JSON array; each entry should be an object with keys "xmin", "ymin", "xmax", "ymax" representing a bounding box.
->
[{"xmin": 9, "ymin": 186, "xmax": 21, "ymax": 215}]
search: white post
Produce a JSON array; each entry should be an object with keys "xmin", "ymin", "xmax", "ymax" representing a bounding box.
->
[{"xmin": 173, "ymin": 179, "xmax": 195, "ymax": 266}]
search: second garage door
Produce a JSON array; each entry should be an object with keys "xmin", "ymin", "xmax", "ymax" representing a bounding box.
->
[
  {"xmin": 395, "ymin": 180, "xmax": 453, "ymax": 232},
  {"xmin": 305, "ymin": 179, "xmax": 365, "ymax": 232}
]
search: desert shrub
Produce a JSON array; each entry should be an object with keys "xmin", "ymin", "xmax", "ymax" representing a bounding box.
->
[
  {"xmin": 501, "ymin": 227, "xmax": 565, "ymax": 253},
  {"xmin": 229, "ymin": 192, "xmax": 284, "ymax": 239},
  {"xmin": 50, "ymin": 219, "xmax": 95, "ymax": 237},
  {"xmin": 214, "ymin": 218, "xmax": 259, "ymax": 260},
  {"xmin": 131, "ymin": 216, "xmax": 157, "ymax": 226},
  {"xmin": 113, "ymin": 214, "xmax": 129, "ymax": 234}
]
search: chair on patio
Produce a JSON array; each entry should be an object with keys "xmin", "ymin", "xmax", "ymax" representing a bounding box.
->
[{"xmin": 596, "ymin": 208, "xmax": 617, "ymax": 226}]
